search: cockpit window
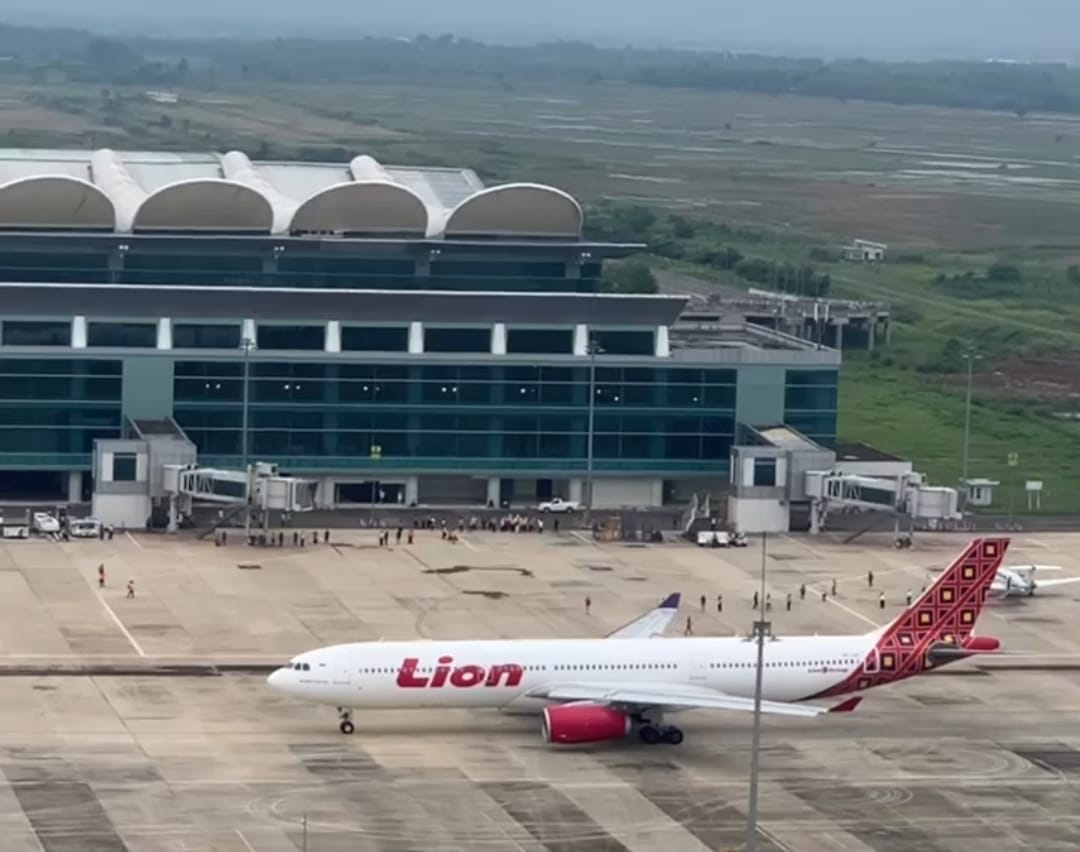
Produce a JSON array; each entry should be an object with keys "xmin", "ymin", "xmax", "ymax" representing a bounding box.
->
[{"xmin": 289, "ymin": 662, "xmax": 311, "ymax": 671}]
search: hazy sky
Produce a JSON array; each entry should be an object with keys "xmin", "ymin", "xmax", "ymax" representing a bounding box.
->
[{"xmin": 5, "ymin": 0, "xmax": 1080, "ymax": 60}]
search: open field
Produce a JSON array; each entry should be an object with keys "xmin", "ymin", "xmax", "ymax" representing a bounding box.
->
[
  {"xmin": 838, "ymin": 363, "xmax": 1080, "ymax": 513},
  {"xmin": 2, "ymin": 529, "xmax": 1080, "ymax": 851},
  {"xmin": 10, "ymin": 79, "xmax": 1080, "ymax": 250}
]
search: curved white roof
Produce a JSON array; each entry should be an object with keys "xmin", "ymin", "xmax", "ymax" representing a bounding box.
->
[
  {"xmin": 0, "ymin": 175, "xmax": 115, "ymax": 229},
  {"xmin": 289, "ymin": 181, "xmax": 429, "ymax": 235},
  {"xmin": 442, "ymin": 183, "xmax": 583, "ymax": 238},
  {"xmin": 0, "ymin": 149, "xmax": 586, "ymax": 239},
  {"xmin": 220, "ymin": 150, "xmax": 297, "ymax": 233},
  {"xmin": 133, "ymin": 179, "xmax": 274, "ymax": 232}
]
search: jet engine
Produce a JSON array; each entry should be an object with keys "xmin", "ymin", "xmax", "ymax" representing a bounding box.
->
[{"xmin": 541, "ymin": 703, "xmax": 632, "ymax": 744}]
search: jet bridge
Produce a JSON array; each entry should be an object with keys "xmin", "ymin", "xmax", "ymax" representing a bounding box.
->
[
  {"xmin": 728, "ymin": 427, "xmax": 960, "ymax": 537},
  {"xmin": 163, "ymin": 461, "xmax": 317, "ymax": 533},
  {"xmin": 805, "ymin": 470, "xmax": 960, "ymax": 536}
]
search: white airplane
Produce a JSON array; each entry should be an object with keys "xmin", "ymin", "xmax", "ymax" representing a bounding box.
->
[
  {"xmin": 267, "ymin": 537, "xmax": 1007, "ymax": 746},
  {"xmin": 927, "ymin": 563, "xmax": 1080, "ymax": 598},
  {"xmin": 995, "ymin": 565, "xmax": 1080, "ymax": 597}
]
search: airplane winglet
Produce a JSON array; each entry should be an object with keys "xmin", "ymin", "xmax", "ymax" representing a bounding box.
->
[
  {"xmin": 828, "ymin": 696, "xmax": 863, "ymax": 713},
  {"xmin": 658, "ymin": 593, "xmax": 680, "ymax": 609}
]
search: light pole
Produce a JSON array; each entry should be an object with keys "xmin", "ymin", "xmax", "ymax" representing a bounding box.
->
[
  {"xmin": 583, "ymin": 339, "xmax": 603, "ymax": 527},
  {"xmin": 240, "ymin": 335, "xmax": 254, "ymax": 540},
  {"xmin": 960, "ymin": 348, "xmax": 981, "ymax": 500},
  {"xmin": 745, "ymin": 531, "xmax": 769, "ymax": 852}
]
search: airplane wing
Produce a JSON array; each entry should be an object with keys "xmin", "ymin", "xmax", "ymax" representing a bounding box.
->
[
  {"xmin": 1035, "ymin": 576, "xmax": 1080, "ymax": 589},
  {"xmin": 604, "ymin": 594, "xmax": 680, "ymax": 640},
  {"xmin": 530, "ymin": 680, "xmax": 861, "ymax": 718}
]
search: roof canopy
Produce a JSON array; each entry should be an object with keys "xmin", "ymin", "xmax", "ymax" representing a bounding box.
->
[
  {"xmin": 443, "ymin": 183, "xmax": 583, "ymax": 238},
  {"xmin": 133, "ymin": 179, "xmax": 274, "ymax": 232},
  {"xmin": 0, "ymin": 175, "xmax": 115, "ymax": 230},
  {"xmin": 0, "ymin": 149, "xmax": 586, "ymax": 239},
  {"xmin": 289, "ymin": 182, "xmax": 428, "ymax": 235}
]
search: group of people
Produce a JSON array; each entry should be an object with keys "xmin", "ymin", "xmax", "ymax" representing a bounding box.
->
[{"xmin": 217, "ymin": 529, "xmax": 334, "ymax": 548}]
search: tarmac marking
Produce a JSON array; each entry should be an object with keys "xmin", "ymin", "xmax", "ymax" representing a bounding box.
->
[
  {"xmin": 813, "ymin": 592, "xmax": 882, "ymax": 629},
  {"xmin": 781, "ymin": 534, "xmax": 824, "ymax": 558},
  {"xmin": 235, "ymin": 828, "xmax": 258, "ymax": 852},
  {"xmin": 97, "ymin": 593, "xmax": 147, "ymax": 657},
  {"xmin": 125, "ymin": 530, "xmax": 143, "ymax": 549},
  {"xmin": 457, "ymin": 535, "xmax": 478, "ymax": 552},
  {"xmin": 571, "ymin": 531, "xmax": 596, "ymax": 546}
]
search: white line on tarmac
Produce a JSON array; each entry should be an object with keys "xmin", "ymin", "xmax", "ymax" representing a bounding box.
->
[
  {"xmin": 125, "ymin": 531, "xmax": 143, "ymax": 550},
  {"xmin": 235, "ymin": 829, "xmax": 258, "ymax": 852},
  {"xmin": 812, "ymin": 590, "xmax": 882, "ymax": 629},
  {"xmin": 780, "ymin": 534, "xmax": 823, "ymax": 558},
  {"xmin": 97, "ymin": 594, "xmax": 146, "ymax": 657},
  {"xmin": 457, "ymin": 535, "xmax": 478, "ymax": 552},
  {"xmin": 570, "ymin": 531, "xmax": 596, "ymax": 546}
]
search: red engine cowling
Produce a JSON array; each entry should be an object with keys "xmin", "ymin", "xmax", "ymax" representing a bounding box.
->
[{"xmin": 541, "ymin": 703, "xmax": 632, "ymax": 744}]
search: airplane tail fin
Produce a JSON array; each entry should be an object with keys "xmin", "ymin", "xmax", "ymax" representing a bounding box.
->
[{"xmin": 883, "ymin": 537, "xmax": 1009, "ymax": 645}]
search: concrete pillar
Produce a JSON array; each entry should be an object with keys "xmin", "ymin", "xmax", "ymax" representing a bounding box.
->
[
  {"xmin": 491, "ymin": 322, "xmax": 507, "ymax": 355},
  {"xmin": 242, "ymin": 318, "xmax": 256, "ymax": 345},
  {"xmin": 884, "ymin": 318, "xmax": 892, "ymax": 344},
  {"xmin": 408, "ymin": 321, "xmax": 424, "ymax": 354},
  {"xmin": 66, "ymin": 471, "xmax": 82, "ymax": 504},
  {"xmin": 573, "ymin": 324, "xmax": 588, "ymax": 356},
  {"xmin": 834, "ymin": 321, "xmax": 844, "ymax": 350},
  {"xmin": 325, "ymin": 320, "xmax": 341, "ymax": 353},
  {"xmin": 156, "ymin": 317, "xmax": 172, "ymax": 350},
  {"xmin": 655, "ymin": 325, "xmax": 670, "ymax": 358},
  {"xmin": 486, "ymin": 476, "xmax": 501, "ymax": 507},
  {"xmin": 404, "ymin": 476, "xmax": 419, "ymax": 507},
  {"xmin": 868, "ymin": 319, "xmax": 876, "ymax": 351},
  {"xmin": 568, "ymin": 478, "xmax": 584, "ymax": 504},
  {"xmin": 71, "ymin": 316, "xmax": 87, "ymax": 349}
]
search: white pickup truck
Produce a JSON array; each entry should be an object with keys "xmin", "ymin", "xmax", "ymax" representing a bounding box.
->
[
  {"xmin": 537, "ymin": 497, "xmax": 580, "ymax": 513},
  {"xmin": 31, "ymin": 512, "xmax": 60, "ymax": 534}
]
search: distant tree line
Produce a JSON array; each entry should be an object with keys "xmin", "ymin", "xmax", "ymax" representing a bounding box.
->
[{"xmin": 6, "ymin": 22, "xmax": 1080, "ymax": 116}]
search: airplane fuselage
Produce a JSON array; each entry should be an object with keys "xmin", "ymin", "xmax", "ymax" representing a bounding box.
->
[{"xmin": 270, "ymin": 633, "xmax": 883, "ymax": 712}]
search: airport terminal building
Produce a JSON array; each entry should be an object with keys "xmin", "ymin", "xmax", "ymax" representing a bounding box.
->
[{"xmin": 0, "ymin": 148, "xmax": 839, "ymax": 509}]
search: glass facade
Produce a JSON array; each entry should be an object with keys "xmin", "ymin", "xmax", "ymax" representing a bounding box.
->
[
  {"xmin": 0, "ymin": 241, "xmax": 604, "ymax": 294},
  {"xmin": 784, "ymin": 369, "xmax": 839, "ymax": 444},
  {"xmin": 506, "ymin": 328, "xmax": 573, "ymax": 354},
  {"xmin": 0, "ymin": 352, "xmax": 839, "ymax": 472},
  {"xmin": 173, "ymin": 360, "xmax": 740, "ymax": 471},
  {"xmin": 0, "ymin": 358, "xmax": 122, "ymax": 461},
  {"xmin": 87, "ymin": 322, "xmax": 157, "ymax": 348},
  {"xmin": 2, "ymin": 320, "xmax": 71, "ymax": 347},
  {"xmin": 172, "ymin": 322, "xmax": 242, "ymax": 349}
]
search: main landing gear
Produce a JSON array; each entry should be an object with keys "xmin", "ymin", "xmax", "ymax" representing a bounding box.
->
[
  {"xmin": 636, "ymin": 717, "xmax": 684, "ymax": 745},
  {"xmin": 337, "ymin": 707, "xmax": 354, "ymax": 735}
]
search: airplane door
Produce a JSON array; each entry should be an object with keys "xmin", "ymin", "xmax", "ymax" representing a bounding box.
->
[
  {"xmin": 689, "ymin": 658, "xmax": 708, "ymax": 684},
  {"xmin": 864, "ymin": 648, "xmax": 879, "ymax": 674},
  {"xmin": 333, "ymin": 659, "xmax": 351, "ymax": 685}
]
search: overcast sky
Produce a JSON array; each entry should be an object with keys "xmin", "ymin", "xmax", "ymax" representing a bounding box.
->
[{"xmin": 5, "ymin": 0, "xmax": 1080, "ymax": 60}]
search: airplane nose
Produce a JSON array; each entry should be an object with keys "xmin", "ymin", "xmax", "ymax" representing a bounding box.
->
[{"xmin": 266, "ymin": 668, "xmax": 287, "ymax": 689}]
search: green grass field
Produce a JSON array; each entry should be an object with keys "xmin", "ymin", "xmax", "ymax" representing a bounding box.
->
[{"xmin": 840, "ymin": 362, "xmax": 1080, "ymax": 513}]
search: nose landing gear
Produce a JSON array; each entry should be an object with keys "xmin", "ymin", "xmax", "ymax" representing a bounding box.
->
[{"xmin": 337, "ymin": 707, "xmax": 354, "ymax": 735}]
